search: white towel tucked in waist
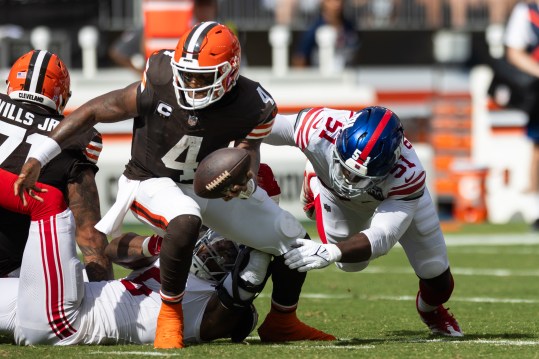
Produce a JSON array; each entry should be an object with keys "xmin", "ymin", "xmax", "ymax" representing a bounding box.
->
[{"xmin": 95, "ymin": 175, "xmax": 140, "ymax": 238}]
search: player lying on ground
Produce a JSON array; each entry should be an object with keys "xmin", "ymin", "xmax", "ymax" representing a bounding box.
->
[
  {"xmin": 265, "ymin": 106, "xmax": 463, "ymax": 337},
  {"xmin": 0, "ymin": 228, "xmax": 272, "ymax": 345}
]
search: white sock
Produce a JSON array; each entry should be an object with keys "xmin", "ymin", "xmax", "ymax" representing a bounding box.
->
[
  {"xmin": 222, "ymin": 250, "xmax": 271, "ymax": 301},
  {"xmin": 417, "ymin": 293, "xmax": 438, "ymax": 312},
  {"xmin": 239, "ymin": 250, "xmax": 272, "ymax": 285},
  {"xmin": 223, "ymin": 274, "xmax": 252, "ymax": 301}
]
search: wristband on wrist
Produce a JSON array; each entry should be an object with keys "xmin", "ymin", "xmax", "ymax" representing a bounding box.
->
[
  {"xmin": 28, "ymin": 137, "xmax": 61, "ymax": 166},
  {"xmin": 141, "ymin": 235, "xmax": 162, "ymax": 257},
  {"xmin": 239, "ymin": 178, "xmax": 256, "ymax": 199}
]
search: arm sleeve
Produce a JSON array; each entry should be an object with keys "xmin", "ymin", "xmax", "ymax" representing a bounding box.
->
[
  {"xmin": 263, "ymin": 114, "xmax": 297, "ymax": 146},
  {"xmin": 361, "ymin": 197, "xmax": 420, "ymax": 259}
]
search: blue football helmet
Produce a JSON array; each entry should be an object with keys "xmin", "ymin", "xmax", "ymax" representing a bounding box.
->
[{"xmin": 330, "ymin": 106, "xmax": 404, "ymax": 198}]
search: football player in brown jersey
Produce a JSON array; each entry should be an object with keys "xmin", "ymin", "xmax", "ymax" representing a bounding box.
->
[
  {"xmin": 0, "ymin": 50, "xmax": 112, "ymax": 281},
  {"xmin": 14, "ymin": 23, "xmax": 335, "ymax": 348}
]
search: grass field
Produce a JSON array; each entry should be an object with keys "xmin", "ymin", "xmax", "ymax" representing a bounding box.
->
[{"xmin": 1, "ymin": 222, "xmax": 538, "ymax": 358}]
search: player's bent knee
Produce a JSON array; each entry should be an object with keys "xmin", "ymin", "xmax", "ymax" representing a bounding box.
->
[
  {"xmin": 415, "ymin": 259, "xmax": 448, "ymax": 279},
  {"xmin": 166, "ymin": 214, "xmax": 202, "ymax": 246},
  {"xmin": 336, "ymin": 261, "xmax": 369, "ymax": 272}
]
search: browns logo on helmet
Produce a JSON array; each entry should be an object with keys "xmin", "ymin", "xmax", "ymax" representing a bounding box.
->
[
  {"xmin": 171, "ymin": 21, "xmax": 241, "ymax": 110},
  {"xmin": 6, "ymin": 50, "xmax": 71, "ymax": 114}
]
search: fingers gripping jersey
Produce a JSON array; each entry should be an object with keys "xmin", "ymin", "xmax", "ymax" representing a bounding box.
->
[
  {"xmin": 291, "ymin": 108, "xmax": 426, "ymax": 202},
  {"xmin": 127, "ymin": 50, "xmax": 277, "ymax": 183}
]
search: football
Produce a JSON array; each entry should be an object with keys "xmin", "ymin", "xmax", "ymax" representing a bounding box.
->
[{"xmin": 194, "ymin": 147, "xmax": 251, "ymax": 199}]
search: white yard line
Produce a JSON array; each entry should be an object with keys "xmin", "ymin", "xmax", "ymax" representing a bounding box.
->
[
  {"xmin": 90, "ymin": 352, "xmax": 183, "ymax": 356},
  {"xmin": 243, "ymin": 337, "xmax": 539, "ymax": 347},
  {"xmin": 361, "ymin": 266, "xmax": 539, "ymax": 277},
  {"xmin": 260, "ymin": 293, "xmax": 539, "ymax": 304},
  {"xmin": 438, "ymin": 234, "xmax": 539, "ymax": 246}
]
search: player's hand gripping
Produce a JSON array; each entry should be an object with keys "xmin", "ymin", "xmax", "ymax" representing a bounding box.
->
[
  {"xmin": 223, "ymin": 170, "xmax": 256, "ymax": 201},
  {"xmin": 284, "ymin": 238, "xmax": 342, "ymax": 272},
  {"xmin": 13, "ymin": 158, "xmax": 46, "ymax": 206}
]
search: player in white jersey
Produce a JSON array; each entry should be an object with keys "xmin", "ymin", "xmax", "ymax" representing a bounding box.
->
[
  {"xmin": 0, "ymin": 228, "xmax": 269, "ymax": 345},
  {"xmin": 264, "ymin": 106, "xmax": 463, "ymax": 337}
]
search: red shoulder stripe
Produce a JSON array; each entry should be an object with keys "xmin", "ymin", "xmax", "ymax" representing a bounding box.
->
[{"xmin": 296, "ymin": 107, "xmax": 324, "ymax": 150}]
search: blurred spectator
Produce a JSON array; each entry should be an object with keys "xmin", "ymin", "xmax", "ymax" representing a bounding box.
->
[
  {"xmin": 447, "ymin": 0, "xmax": 518, "ymax": 29},
  {"xmin": 108, "ymin": 27, "xmax": 145, "ymax": 72},
  {"xmin": 262, "ymin": 0, "xmax": 321, "ymax": 26},
  {"xmin": 353, "ymin": 0, "xmax": 398, "ymax": 28},
  {"xmin": 504, "ymin": 0, "xmax": 539, "ymax": 230},
  {"xmin": 291, "ymin": 0, "xmax": 360, "ymax": 68},
  {"xmin": 414, "ymin": 0, "xmax": 443, "ymax": 28},
  {"xmin": 108, "ymin": 0, "xmax": 219, "ymax": 73}
]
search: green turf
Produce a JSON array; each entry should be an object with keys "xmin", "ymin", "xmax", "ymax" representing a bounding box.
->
[{"xmin": 1, "ymin": 223, "xmax": 538, "ymax": 358}]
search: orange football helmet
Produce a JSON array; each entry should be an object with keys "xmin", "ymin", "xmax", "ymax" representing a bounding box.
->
[
  {"xmin": 6, "ymin": 50, "xmax": 71, "ymax": 114},
  {"xmin": 171, "ymin": 21, "xmax": 241, "ymax": 110}
]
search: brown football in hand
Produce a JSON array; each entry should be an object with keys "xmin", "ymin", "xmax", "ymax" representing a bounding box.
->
[{"xmin": 194, "ymin": 147, "xmax": 251, "ymax": 199}]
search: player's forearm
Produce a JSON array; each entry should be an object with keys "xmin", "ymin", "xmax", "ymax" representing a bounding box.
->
[
  {"xmin": 105, "ymin": 233, "xmax": 158, "ymax": 270},
  {"xmin": 68, "ymin": 171, "xmax": 113, "ymax": 280},
  {"xmin": 336, "ymin": 232, "xmax": 372, "ymax": 263},
  {"xmin": 236, "ymin": 139, "xmax": 261, "ymax": 184},
  {"xmin": 79, "ymin": 239, "xmax": 114, "ymax": 281},
  {"xmin": 53, "ymin": 83, "xmax": 139, "ymax": 146}
]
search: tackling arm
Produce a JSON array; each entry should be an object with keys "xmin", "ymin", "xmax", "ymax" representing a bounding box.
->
[
  {"xmin": 52, "ymin": 81, "xmax": 140, "ymax": 146},
  {"xmin": 263, "ymin": 114, "xmax": 297, "ymax": 147},
  {"xmin": 67, "ymin": 168, "xmax": 113, "ymax": 281}
]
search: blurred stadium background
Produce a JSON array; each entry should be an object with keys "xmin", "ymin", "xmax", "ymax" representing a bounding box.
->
[{"xmin": 0, "ymin": 0, "xmax": 534, "ymax": 228}]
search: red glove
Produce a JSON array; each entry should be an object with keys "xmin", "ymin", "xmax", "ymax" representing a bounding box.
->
[{"xmin": 257, "ymin": 163, "xmax": 281, "ymax": 198}]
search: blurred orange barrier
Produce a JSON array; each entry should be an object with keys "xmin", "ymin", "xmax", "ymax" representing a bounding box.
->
[
  {"xmin": 452, "ymin": 161, "xmax": 488, "ymax": 224},
  {"xmin": 143, "ymin": 0, "xmax": 194, "ymax": 58}
]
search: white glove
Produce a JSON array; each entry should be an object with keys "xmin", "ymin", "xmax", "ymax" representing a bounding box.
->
[{"xmin": 284, "ymin": 238, "xmax": 342, "ymax": 272}]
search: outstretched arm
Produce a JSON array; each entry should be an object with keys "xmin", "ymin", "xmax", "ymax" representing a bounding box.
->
[
  {"xmin": 14, "ymin": 82, "xmax": 140, "ymax": 204},
  {"xmin": 51, "ymin": 81, "xmax": 140, "ymax": 146}
]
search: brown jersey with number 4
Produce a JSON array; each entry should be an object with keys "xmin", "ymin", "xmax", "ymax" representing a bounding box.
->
[{"xmin": 125, "ymin": 50, "xmax": 277, "ymax": 183}]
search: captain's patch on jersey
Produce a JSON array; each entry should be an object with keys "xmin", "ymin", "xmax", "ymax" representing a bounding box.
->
[{"xmin": 155, "ymin": 101, "xmax": 173, "ymax": 118}]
